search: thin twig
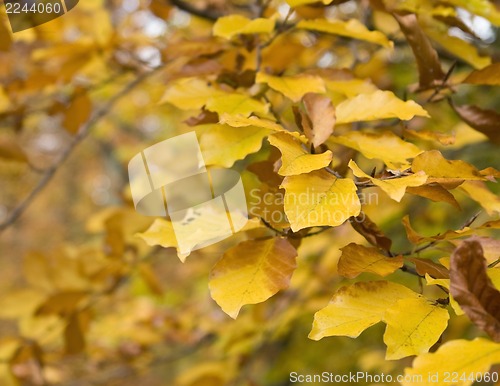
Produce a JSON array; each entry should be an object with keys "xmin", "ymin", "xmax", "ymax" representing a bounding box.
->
[{"xmin": 0, "ymin": 66, "xmax": 164, "ymax": 234}]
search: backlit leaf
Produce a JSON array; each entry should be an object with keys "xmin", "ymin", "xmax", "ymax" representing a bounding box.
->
[
  {"xmin": 213, "ymin": 15, "xmax": 275, "ymax": 40},
  {"xmin": 200, "ymin": 124, "xmax": 269, "ymax": 167},
  {"xmin": 451, "ymin": 103, "xmax": 500, "ymax": 145},
  {"xmin": 298, "ymin": 19, "xmax": 393, "ymax": 48},
  {"xmin": 160, "ymin": 77, "xmax": 225, "ymax": 110},
  {"xmin": 281, "ymin": 170, "xmax": 361, "ymax": 231},
  {"xmin": 206, "ymin": 93, "xmax": 269, "ymax": 117},
  {"xmin": 384, "ymin": 297, "xmax": 449, "ymax": 359},
  {"xmin": 336, "ymin": 91, "xmax": 429, "ymax": 124},
  {"xmin": 268, "ymin": 132, "xmax": 332, "ymax": 176},
  {"xmin": 460, "ymin": 181, "xmax": 500, "ymax": 216},
  {"xmin": 349, "ymin": 160, "xmax": 428, "ymax": 202},
  {"xmin": 209, "ymin": 238, "xmax": 297, "ymax": 319},
  {"xmin": 463, "ymin": 63, "xmax": 500, "ymax": 86},
  {"xmin": 309, "ymin": 281, "xmax": 419, "ymax": 340},
  {"xmin": 338, "ymin": 243, "xmax": 403, "ymax": 279},
  {"xmin": 402, "ymin": 339, "xmax": 500, "ymax": 386},
  {"xmin": 256, "ymin": 72, "xmax": 326, "ymax": 102},
  {"xmin": 333, "ymin": 131, "xmax": 422, "ymax": 169}
]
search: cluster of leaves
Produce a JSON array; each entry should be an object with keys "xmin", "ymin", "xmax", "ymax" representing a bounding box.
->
[{"xmin": 1, "ymin": 0, "xmax": 500, "ymax": 385}]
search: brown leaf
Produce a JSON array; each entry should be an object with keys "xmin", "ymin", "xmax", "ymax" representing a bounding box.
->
[
  {"xmin": 393, "ymin": 13, "xmax": 445, "ymax": 90},
  {"xmin": 409, "ymin": 257, "xmax": 450, "ymax": 279},
  {"xmin": 350, "ymin": 213, "xmax": 392, "ymax": 251},
  {"xmin": 406, "ymin": 184, "xmax": 460, "ymax": 209},
  {"xmin": 184, "ymin": 110, "xmax": 219, "ymax": 126},
  {"xmin": 450, "ymin": 239, "xmax": 500, "ymax": 342},
  {"xmin": 451, "ymin": 103, "xmax": 500, "ymax": 144},
  {"xmin": 0, "ymin": 136, "xmax": 28, "ymax": 163},
  {"xmin": 301, "ymin": 93, "xmax": 336, "ymax": 148},
  {"xmin": 64, "ymin": 311, "xmax": 89, "ymax": 355}
]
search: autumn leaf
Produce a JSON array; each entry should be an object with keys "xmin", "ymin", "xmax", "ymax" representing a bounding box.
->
[
  {"xmin": 450, "ymin": 239, "xmax": 500, "ymax": 342},
  {"xmin": 451, "ymin": 103, "xmax": 500, "ymax": 145},
  {"xmin": 350, "ymin": 213, "xmax": 392, "ymax": 251},
  {"xmin": 61, "ymin": 89, "xmax": 92, "ymax": 135},
  {"xmin": 338, "ymin": 243, "xmax": 403, "ymax": 279},
  {"xmin": 205, "ymin": 93, "xmax": 269, "ymax": 117},
  {"xmin": 256, "ymin": 73, "xmax": 326, "ymax": 102},
  {"xmin": 460, "ymin": 181, "xmax": 500, "ymax": 216},
  {"xmin": 160, "ymin": 77, "xmax": 225, "ymax": 110},
  {"xmin": 213, "ymin": 15, "xmax": 275, "ymax": 40},
  {"xmin": 135, "ymin": 218, "xmax": 184, "ymax": 261},
  {"xmin": 412, "ymin": 150, "xmax": 485, "ymax": 182},
  {"xmin": 408, "ymin": 257, "xmax": 450, "ymax": 279},
  {"xmin": 393, "ymin": 13, "xmax": 445, "ymax": 89},
  {"xmin": 300, "ymin": 93, "xmax": 336, "ymax": 148},
  {"xmin": 298, "ymin": 18, "xmax": 393, "ymax": 47},
  {"xmin": 286, "ymin": 0, "xmax": 333, "ymax": 6},
  {"xmin": 384, "ymin": 297, "xmax": 449, "ymax": 360},
  {"xmin": 209, "ymin": 238, "xmax": 297, "ymax": 319},
  {"xmin": 335, "ymin": 91, "xmax": 429, "ymax": 124},
  {"xmin": 406, "ymin": 184, "xmax": 460, "ymax": 209},
  {"xmin": 281, "ymin": 170, "xmax": 361, "ymax": 231},
  {"xmin": 463, "ymin": 63, "xmax": 500, "ymax": 86},
  {"xmin": 309, "ymin": 281, "xmax": 419, "ymax": 340},
  {"xmin": 332, "ymin": 130, "xmax": 422, "ymax": 169},
  {"xmin": 402, "ymin": 338, "xmax": 500, "ymax": 386},
  {"xmin": 268, "ymin": 132, "xmax": 332, "ymax": 176},
  {"xmin": 349, "ymin": 160, "xmax": 427, "ymax": 202},
  {"xmin": 199, "ymin": 124, "xmax": 269, "ymax": 167}
]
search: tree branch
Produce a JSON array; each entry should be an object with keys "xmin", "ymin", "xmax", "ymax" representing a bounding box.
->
[
  {"xmin": 0, "ymin": 66, "xmax": 164, "ymax": 234},
  {"xmin": 168, "ymin": 0, "xmax": 222, "ymax": 21}
]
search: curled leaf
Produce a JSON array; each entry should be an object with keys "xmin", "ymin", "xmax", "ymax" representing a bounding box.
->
[{"xmin": 450, "ymin": 239, "xmax": 500, "ymax": 342}]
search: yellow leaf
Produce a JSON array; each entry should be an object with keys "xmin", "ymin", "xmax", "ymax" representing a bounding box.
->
[
  {"xmin": 332, "ymin": 131, "xmax": 422, "ymax": 169},
  {"xmin": 338, "ymin": 243, "xmax": 403, "ymax": 279},
  {"xmin": 384, "ymin": 298, "xmax": 449, "ymax": 360},
  {"xmin": 256, "ymin": 72, "xmax": 326, "ymax": 102},
  {"xmin": 324, "ymin": 78, "xmax": 379, "ymax": 98},
  {"xmin": 309, "ymin": 281, "xmax": 419, "ymax": 340},
  {"xmin": 62, "ymin": 89, "xmax": 92, "ymax": 134},
  {"xmin": 213, "ymin": 15, "xmax": 275, "ymax": 40},
  {"xmin": 219, "ymin": 113, "xmax": 284, "ymax": 132},
  {"xmin": 298, "ymin": 19, "xmax": 393, "ymax": 48},
  {"xmin": 160, "ymin": 77, "xmax": 225, "ymax": 110},
  {"xmin": 412, "ymin": 150, "xmax": 486, "ymax": 182},
  {"xmin": 206, "ymin": 93, "xmax": 269, "ymax": 117},
  {"xmin": 460, "ymin": 181, "xmax": 500, "ymax": 216},
  {"xmin": 200, "ymin": 124, "xmax": 269, "ymax": 167},
  {"xmin": 336, "ymin": 91, "xmax": 429, "ymax": 123},
  {"xmin": 209, "ymin": 238, "xmax": 297, "ymax": 319},
  {"xmin": 464, "ymin": 63, "xmax": 500, "ymax": 86},
  {"xmin": 439, "ymin": 0, "xmax": 500, "ymax": 26},
  {"xmin": 286, "ymin": 0, "xmax": 333, "ymax": 6},
  {"xmin": 349, "ymin": 160, "xmax": 427, "ymax": 202},
  {"xmin": 402, "ymin": 338, "xmax": 500, "ymax": 386},
  {"xmin": 135, "ymin": 218, "xmax": 186, "ymax": 262},
  {"xmin": 281, "ymin": 170, "xmax": 361, "ymax": 231},
  {"xmin": 268, "ymin": 132, "xmax": 332, "ymax": 176},
  {"xmin": 422, "ymin": 17, "xmax": 491, "ymax": 69}
]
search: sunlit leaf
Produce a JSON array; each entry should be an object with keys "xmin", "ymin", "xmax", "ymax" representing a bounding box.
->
[
  {"xmin": 336, "ymin": 91, "xmax": 429, "ymax": 124},
  {"xmin": 282, "ymin": 170, "xmax": 361, "ymax": 231},
  {"xmin": 256, "ymin": 72, "xmax": 326, "ymax": 102},
  {"xmin": 209, "ymin": 238, "xmax": 297, "ymax": 319},
  {"xmin": 213, "ymin": 15, "xmax": 275, "ymax": 39},
  {"xmin": 268, "ymin": 132, "xmax": 332, "ymax": 176},
  {"xmin": 309, "ymin": 281, "xmax": 419, "ymax": 340},
  {"xmin": 298, "ymin": 19, "xmax": 393, "ymax": 48},
  {"xmin": 338, "ymin": 243, "xmax": 403, "ymax": 278}
]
